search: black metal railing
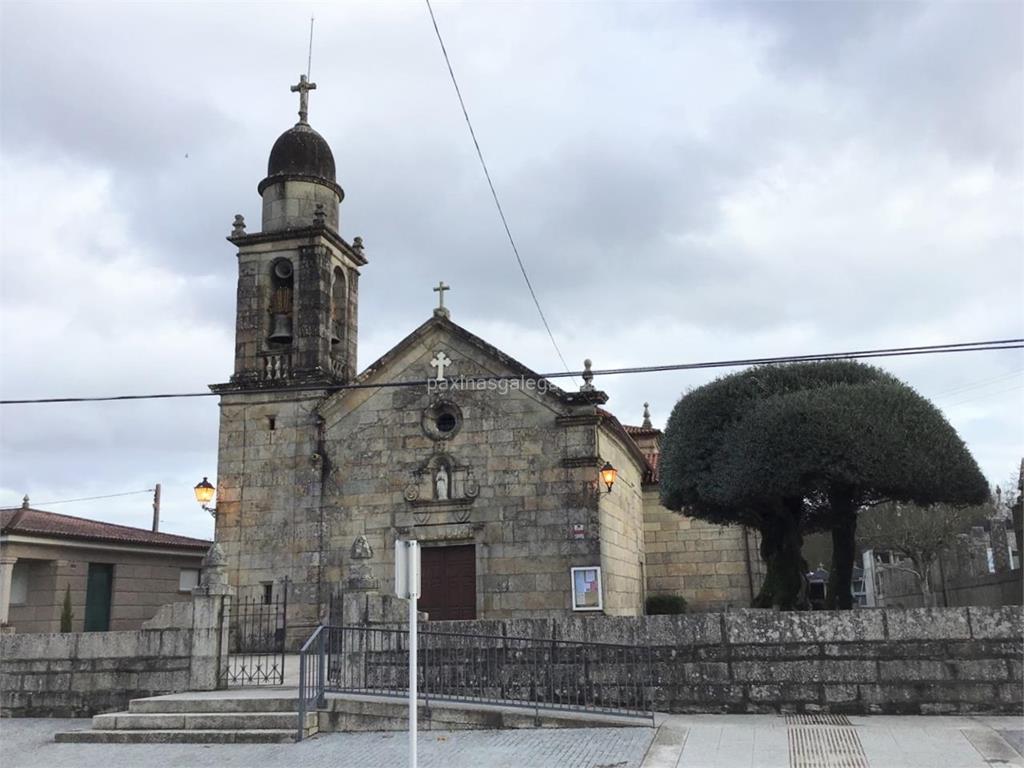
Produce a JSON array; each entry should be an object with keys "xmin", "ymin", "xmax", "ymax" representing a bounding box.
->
[
  {"xmin": 297, "ymin": 624, "xmax": 326, "ymax": 741},
  {"xmin": 221, "ymin": 584, "xmax": 288, "ymax": 687},
  {"xmin": 329, "ymin": 625, "xmax": 651, "ymax": 718}
]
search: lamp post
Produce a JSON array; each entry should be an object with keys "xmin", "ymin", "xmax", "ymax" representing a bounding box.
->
[
  {"xmin": 194, "ymin": 477, "xmax": 217, "ymax": 517},
  {"xmin": 599, "ymin": 462, "xmax": 618, "ymax": 493}
]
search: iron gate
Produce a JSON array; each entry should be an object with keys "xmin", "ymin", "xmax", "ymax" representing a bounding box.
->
[{"xmin": 222, "ymin": 582, "xmax": 288, "ymax": 686}]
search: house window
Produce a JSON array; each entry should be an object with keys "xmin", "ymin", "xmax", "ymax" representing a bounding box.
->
[
  {"xmin": 10, "ymin": 561, "xmax": 29, "ymax": 605},
  {"xmin": 179, "ymin": 568, "xmax": 200, "ymax": 592}
]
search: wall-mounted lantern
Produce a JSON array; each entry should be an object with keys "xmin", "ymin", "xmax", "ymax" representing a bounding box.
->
[
  {"xmin": 599, "ymin": 462, "xmax": 618, "ymax": 493},
  {"xmin": 193, "ymin": 477, "xmax": 217, "ymax": 518}
]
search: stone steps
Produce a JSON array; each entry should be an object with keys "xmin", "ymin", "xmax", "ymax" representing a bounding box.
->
[
  {"xmin": 128, "ymin": 696, "xmax": 300, "ymax": 714},
  {"xmin": 93, "ymin": 710, "xmax": 315, "ymax": 731},
  {"xmin": 55, "ymin": 728, "xmax": 298, "ymax": 744},
  {"xmin": 53, "ymin": 694, "xmax": 317, "ymax": 744}
]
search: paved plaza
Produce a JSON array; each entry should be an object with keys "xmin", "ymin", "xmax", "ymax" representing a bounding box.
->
[{"xmin": 2, "ymin": 715, "xmax": 1022, "ymax": 768}]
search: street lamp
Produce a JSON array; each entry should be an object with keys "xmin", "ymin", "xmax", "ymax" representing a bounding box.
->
[
  {"xmin": 599, "ymin": 462, "xmax": 618, "ymax": 493},
  {"xmin": 194, "ymin": 477, "xmax": 217, "ymax": 517}
]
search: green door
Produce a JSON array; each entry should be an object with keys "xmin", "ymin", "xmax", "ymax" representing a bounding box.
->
[{"xmin": 84, "ymin": 563, "xmax": 113, "ymax": 631}]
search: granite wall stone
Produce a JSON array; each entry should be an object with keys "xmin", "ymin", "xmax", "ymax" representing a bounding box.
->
[
  {"xmin": 424, "ymin": 606, "xmax": 1022, "ymax": 715},
  {"xmin": 1, "ymin": 593, "xmax": 230, "ymax": 717},
  {"xmin": 0, "ymin": 628, "xmax": 192, "ymax": 717}
]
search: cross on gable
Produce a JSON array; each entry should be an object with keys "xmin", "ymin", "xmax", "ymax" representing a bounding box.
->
[
  {"xmin": 433, "ymin": 281, "xmax": 451, "ymax": 319},
  {"xmin": 430, "ymin": 351, "xmax": 452, "ymax": 380},
  {"xmin": 290, "ymin": 74, "xmax": 317, "ymax": 124},
  {"xmin": 433, "ymin": 281, "xmax": 450, "ymax": 309}
]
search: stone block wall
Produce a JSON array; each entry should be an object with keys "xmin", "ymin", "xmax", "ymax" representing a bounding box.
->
[
  {"xmin": 596, "ymin": 429, "xmax": 646, "ymax": 615},
  {"xmin": 427, "ymin": 606, "xmax": 1023, "ymax": 715},
  {"xmin": 642, "ymin": 491, "xmax": 765, "ymax": 611},
  {"xmin": 0, "ymin": 628, "xmax": 193, "ymax": 717},
  {"xmin": 1, "ymin": 592, "xmax": 229, "ymax": 717}
]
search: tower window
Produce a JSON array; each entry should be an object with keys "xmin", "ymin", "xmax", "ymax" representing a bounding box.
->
[
  {"xmin": 331, "ymin": 267, "xmax": 346, "ymax": 348},
  {"xmin": 268, "ymin": 259, "xmax": 294, "ymax": 344},
  {"xmin": 436, "ymin": 413, "xmax": 457, "ymax": 433},
  {"xmin": 267, "ymin": 416, "xmax": 276, "ymax": 431}
]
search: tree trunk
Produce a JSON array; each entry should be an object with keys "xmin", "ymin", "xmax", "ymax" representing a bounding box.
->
[
  {"xmin": 826, "ymin": 488, "xmax": 858, "ymax": 610},
  {"xmin": 753, "ymin": 498, "xmax": 809, "ymax": 610},
  {"xmin": 915, "ymin": 553, "xmax": 935, "ymax": 608},
  {"xmin": 827, "ymin": 510, "xmax": 857, "ymax": 610}
]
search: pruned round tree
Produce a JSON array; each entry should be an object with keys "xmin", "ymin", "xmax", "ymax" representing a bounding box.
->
[{"xmin": 659, "ymin": 360, "xmax": 988, "ymax": 610}]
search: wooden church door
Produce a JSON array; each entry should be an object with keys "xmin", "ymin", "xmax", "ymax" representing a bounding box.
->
[{"xmin": 420, "ymin": 544, "xmax": 477, "ymax": 620}]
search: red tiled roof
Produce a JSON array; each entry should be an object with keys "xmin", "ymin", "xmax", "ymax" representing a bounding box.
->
[
  {"xmin": 0, "ymin": 507, "xmax": 211, "ymax": 550},
  {"xmin": 623, "ymin": 424, "xmax": 662, "ymax": 437}
]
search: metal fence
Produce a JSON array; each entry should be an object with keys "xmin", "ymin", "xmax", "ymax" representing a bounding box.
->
[
  {"xmin": 297, "ymin": 624, "xmax": 326, "ymax": 740},
  {"xmin": 221, "ymin": 586, "xmax": 288, "ymax": 687},
  {"xmin": 295, "ymin": 623, "xmax": 653, "ymax": 739}
]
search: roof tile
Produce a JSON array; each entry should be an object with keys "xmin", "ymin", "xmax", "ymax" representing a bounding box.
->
[{"xmin": 1, "ymin": 508, "xmax": 211, "ymax": 550}]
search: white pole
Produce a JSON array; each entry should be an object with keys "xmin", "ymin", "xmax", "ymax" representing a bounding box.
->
[{"xmin": 409, "ymin": 586, "xmax": 418, "ymax": 768}]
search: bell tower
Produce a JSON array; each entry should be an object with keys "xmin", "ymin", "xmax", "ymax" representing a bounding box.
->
[{"xmin": 221, "ymin": 75, "xmax": 364, "ymax": 388}]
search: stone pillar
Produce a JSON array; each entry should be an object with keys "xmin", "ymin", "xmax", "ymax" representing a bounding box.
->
[
  {"xmin": 188, "ymin": 543, "xmax": 234, "ymax": 691},
  {"xmin": 0, "ymin": 557, "xmax": 17, "ymax": 627},
  {"xmin": 991, "ymin": 520, "xmax": 1012, "ymax": 573}
]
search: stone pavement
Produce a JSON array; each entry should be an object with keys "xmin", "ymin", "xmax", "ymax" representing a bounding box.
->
[
  {"xmin": 643, "ymin": 714, "xmax": 1024, "ymax": 768},
  {"xmin": 3, "ymin": 715, "xmax": 1023, "ymax": 768},
  {"xmin": 0, "ymin": 718, "xmax": 654, "ymax": 768}
]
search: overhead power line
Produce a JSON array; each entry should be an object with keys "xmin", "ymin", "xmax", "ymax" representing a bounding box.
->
[
  {"xmin": 424, "ymin": 0, "xmax": 574, "ymax": 378},
  {"xmin": 1, "ymin": 338, "xmax": 1020, "ymax": 406},
  {"xmin": 31, "ymin": 489, "xmax": 155, "ymax": 506}
]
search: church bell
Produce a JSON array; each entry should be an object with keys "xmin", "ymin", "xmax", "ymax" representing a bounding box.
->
[{"xmin": 269, "ymin": 313, "xmax": 293, "ymax": 343}]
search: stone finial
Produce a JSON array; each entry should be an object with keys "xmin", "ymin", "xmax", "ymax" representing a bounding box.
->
[
  {"xmin": 231, "ymin": 214, "xmax": 246, "ymax": 237},
  {"xmin": 196, "ymin": 542, "xmax": 230, "ymax": 594},
  {"xmin": 642, "ymin": 402, "xmax": 652, "ymax": 429},
  {"xmin": 21, "ymin": 494, "xmax": 29, "ymax": 509},
  {"xmin": 353, "ymin": 236, "xmax": 364, "ymax": 253},
  {"xmin": 313, "ymin": 203, "xmax": 326, "ymax": 227},
  {"xmin": 581, "ymin": 359, "xmax": 595, "ymax": 392},
  {"xmin": 351, "ymin": 535, "xmax": 373, "ymax": 560},
  {"xmin": 202, "ymin": 542, "xmax": 227, "ymax": 570}
]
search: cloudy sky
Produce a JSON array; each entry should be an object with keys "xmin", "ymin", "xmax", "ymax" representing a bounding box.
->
[{"xmin": 1, "ymin": 1, "xmax": 1021, "ymax": 540}]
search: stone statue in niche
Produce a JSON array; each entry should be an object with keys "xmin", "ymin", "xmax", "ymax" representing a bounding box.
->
[{"xmin": 435, "ymin": 466, "xmax": 450, "ymax": 500}]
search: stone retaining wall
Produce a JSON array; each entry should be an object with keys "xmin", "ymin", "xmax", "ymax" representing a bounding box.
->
[
  {"xmin": 0, "ymin": 628, "xmax": 193, "ymax": 717},
  {"xmin": 0, "ymin": 593, "xmax": 229, "ymax": 717},
  {"xmin": 428, "ymin": 606, "xmax": 1023, "ymax": 715}
]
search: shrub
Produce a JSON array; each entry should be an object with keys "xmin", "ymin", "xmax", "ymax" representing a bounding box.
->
[{"xmin": 646, "ymin": 594, "xmax": 687, "ymax": 615}]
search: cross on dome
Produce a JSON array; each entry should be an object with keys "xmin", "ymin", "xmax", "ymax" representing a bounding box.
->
[{"xmin": 290, "ymin": 74, "xmax": 317, "ymax": 124}]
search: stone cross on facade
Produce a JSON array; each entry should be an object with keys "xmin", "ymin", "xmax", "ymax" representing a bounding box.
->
[
  {"xmin": 431, "ymin": 351, "xmax": 452, "ymax": 380},
  {"xmin": 433, "ymin": 281, "xmax": 450, "ymax": 318},
  {"xmin": 291, "ymin": 74, "xmax": 317, "ymax": 124}
]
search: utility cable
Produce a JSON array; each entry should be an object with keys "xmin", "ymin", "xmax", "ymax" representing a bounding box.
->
[
  {"xmin": 424, "ymin": 0, "xmax": 574, "ymax": 378},
  {"xmin": 1, "ymin": 338, "xmax": 1020, "ymax": 406},
  {"xmin": 30, "ymin": 489, "xmax": 155, "ymax": 506}
]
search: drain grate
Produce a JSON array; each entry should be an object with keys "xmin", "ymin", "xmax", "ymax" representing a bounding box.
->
[
  {"xmin": 786, "ymin": 714, "xmax": 853, "ymax": 726},
  {"xmin": 787, "ymin": 724, "xmax": 868, "ymax": 768}
]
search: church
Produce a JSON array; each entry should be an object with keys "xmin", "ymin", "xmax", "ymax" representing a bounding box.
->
[{"xmin": 210, "ymin": 78, "xmax": 762, "ymax": 626}]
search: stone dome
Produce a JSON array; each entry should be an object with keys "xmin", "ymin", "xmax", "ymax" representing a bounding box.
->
[{"xmin": 266, "ymin": 123, "xmax": 336, "ymax": 181}]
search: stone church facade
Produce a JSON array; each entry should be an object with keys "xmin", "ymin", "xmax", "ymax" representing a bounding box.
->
[{"xmin": 211, "ymin": 80, "xmax": 762, "ymax": 626}]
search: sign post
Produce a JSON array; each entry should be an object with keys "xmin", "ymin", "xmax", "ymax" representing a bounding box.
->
[{"xmin": 395, "ymin": 540, "xmax": 420, "ymax": 768}]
